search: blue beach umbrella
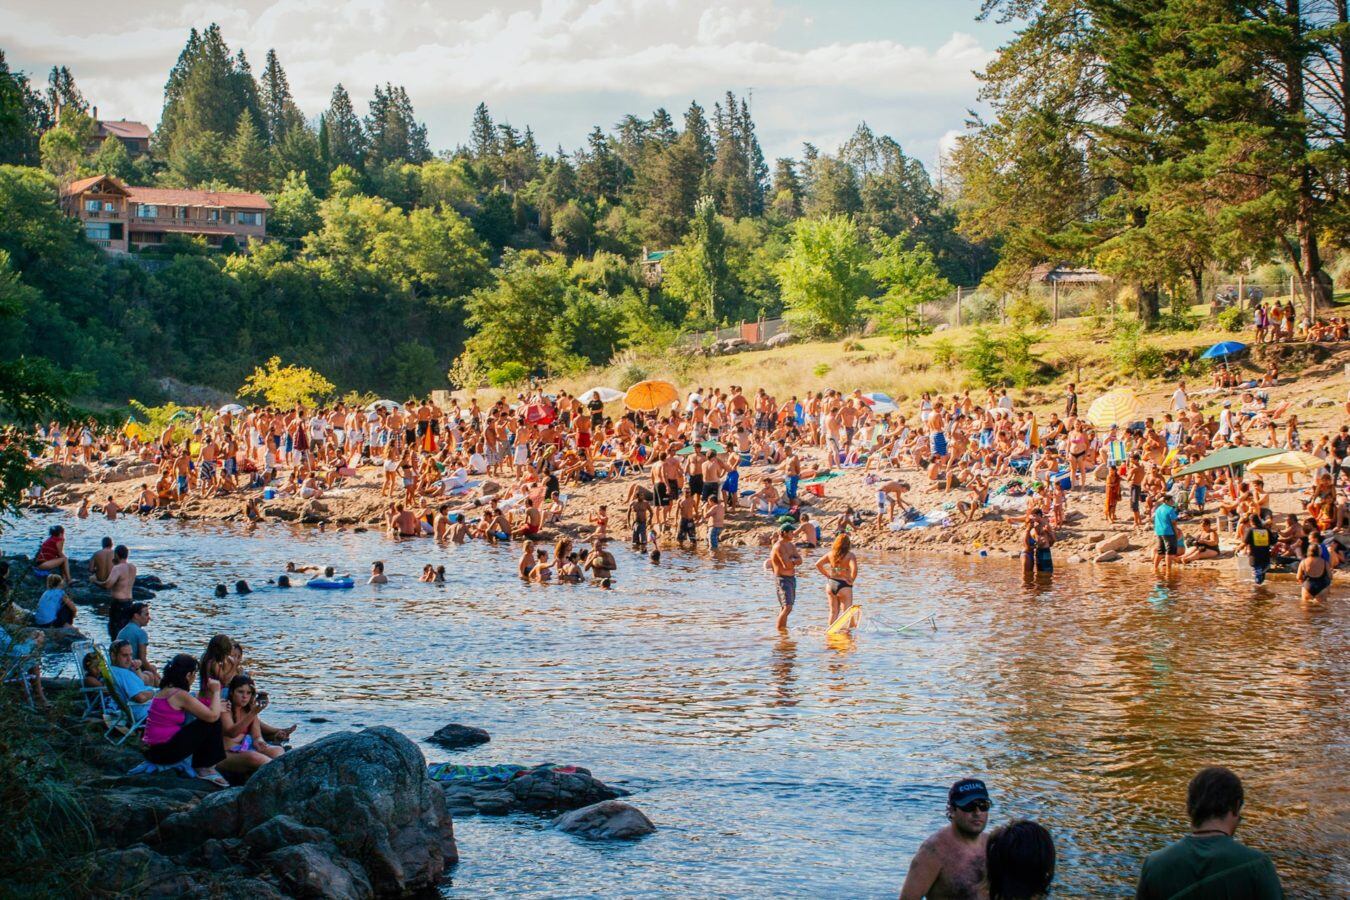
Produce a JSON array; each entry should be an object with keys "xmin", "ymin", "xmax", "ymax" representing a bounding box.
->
[{"xmin": 1201, "ymin": 341, "xmax": 1246, "ymax": 359}]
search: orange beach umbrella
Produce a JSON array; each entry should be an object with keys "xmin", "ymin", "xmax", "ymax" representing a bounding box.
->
[{"xmin": 624, "ymin": 380, "xmax": 679, "ymax": 412}]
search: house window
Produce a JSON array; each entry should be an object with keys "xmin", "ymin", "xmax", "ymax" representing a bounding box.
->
[
  {"xmin": 206, "ymin": 209, "xmax": 220, "ymax": 222},
  {"xmin": 84, "ymin": 199, "xmax": 100, "ymax": 212},
  {"xmin": 84, "ymin": 222, "xmax": 111, "ymax": 240},
  {"xmin": 177, "ymin": 206, "xmax": 188, "ymax": 220},
  {"xmin": 135, "ymin": 204, "xmax": 157, "ymax": 218},
  {"xmin": 103, "ymin": 201, "xmax": 116, "ymax": 212},
  {"xmin": 236, "ymin": 212, "xmax": 261, "ymax": 226}
]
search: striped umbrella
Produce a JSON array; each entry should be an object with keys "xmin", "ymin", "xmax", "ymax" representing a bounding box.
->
[
  {"xmin": 1087, "ymin": 388, "xmax": 1142, "ymax": 429},
  {"xmin": 1245, "ymin": 450, "xmax": 1326, "ymax": 475}
]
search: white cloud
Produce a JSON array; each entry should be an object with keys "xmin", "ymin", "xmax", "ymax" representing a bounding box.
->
[{"xmin": 4, "ymin": 0, "xmax": 996, "ymax": 164}]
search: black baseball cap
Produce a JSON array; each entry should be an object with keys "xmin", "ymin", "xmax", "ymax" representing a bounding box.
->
[{"xmin": 949, "ymin": 778, "xmax": 990, "ymax": 809}]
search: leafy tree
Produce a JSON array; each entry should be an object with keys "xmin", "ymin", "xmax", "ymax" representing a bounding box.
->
[
  {"xmin": 550, "ymin": 200, "xmax": 593, "ymax": 254},
  {"xmin": 864, "ymin": 231, "xmax": 952, "ymax": 344},
  {"xmin": 770, "ymin": 158, "xmax": 803, "ymax": 219},
  {"xmin": 268, "ymin": 170, "xmax": 321, "ymax": 242},
  {"xmin": 238, "ymin": 356, "xmax": 335, "ymax": 407},
  {"xmin": 268, "ymin": 124, "xmax": 325, "ymax": 194},
  {"xmin": 90, "ymin": 135, "xmax": 138, "ymax": 181},
  {"xmin": 156, "ymin": 24, "xmax": 262, "ymax": 168},
  {"xmin": 776, "ymin": 215, "xmax": 871, "ymax": 337},
  {"xmin": 37, "ymin": 109, "xmax": 92, "ymax": 180},
  {"xmin": 662, "ymin": 196, "xmax": 732, "ymax": 323},
  {"xmin": 458, "ymin": 251, "xmax": 569, "ymax": 374}
]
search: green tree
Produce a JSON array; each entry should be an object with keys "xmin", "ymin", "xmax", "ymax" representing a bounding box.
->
[
  {"xmin": 226, "ymin": 112, "xmax": 269, "ymax": 189},
  {"xmin": 550, "ymin": 200, "xmax": 593, "ymax": 254},
  {"xmin": 662, "ymin": 195, "xmax": 732, "ymax": 322},
  {"xmin": 457, "ymin": 251, "xmax": 568, "ymax": 373},
  {"xmin": 268, "ymin": 170, "xmax": 322, "ymax": 242},
  {"xmin": 365, "ymin": 83, "xmax": 430, "ymax": 168},
  {"xmin": 90, "ymin": 135, "xmax": 137, "ymax": 181},
  {"xmin": 258, "ymin": 49, "xmax": 305, "ymax": 144},
  {"xmin": 864, "ymin": 231, "xmax": 952, "ymax": 344},
  {"xmin": 157, "ymin": 24, "xmax": 263, "ymax": 167},
  {"xmin": 238, "ymin": 356, "xmax": 335, "ymax": 407},
  {"xmin": 322, "ymin": 83, "xmax": 365, "ymax": 171},
  {"xmin": 0, "ymin": 51, "xmax": 47, "ymax": 165},
  {"xmin": 776, "ymin": 214, "xmax": 871, "ymax": 337}
]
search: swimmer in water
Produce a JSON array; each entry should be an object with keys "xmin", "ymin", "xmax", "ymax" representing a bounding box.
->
[{"xmin": 368, "ymin": 561, "xmax": 388, "ymax": 585}]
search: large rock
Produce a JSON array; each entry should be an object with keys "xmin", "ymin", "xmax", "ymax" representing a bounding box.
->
[
  {"xmin": 439, "ymin": 764, "xmax": 627, "ymax": 817},
  {"xmin": 427, "ymin": 723, "xmax": 490, "ymax": 750},
  {"xmin": 1096, "ymin": 533, "xmax": 1131, "ymax": 554},
  {"xmin": 80, "ymin": 783, "xmax": 206, "ymax": 848},
  {"xmin": 266, "ymin": 842, "xmax": 373, "ymax": 900},
  {"xmin": 91, "ymin": 845, "xmax": 201, "ymax": 899},
  {"xmin": 554, "ymin": 800, "xmax": 655, "ymax": 840},
  {"xmin": 765, "ymin": 332, "xmax": 796, "ymax": 348},
  {"xmin": 235, "ymin": 727, "xmax": 456, "ymax": 894}
]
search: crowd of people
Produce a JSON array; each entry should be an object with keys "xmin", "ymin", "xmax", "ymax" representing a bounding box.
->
[{"xmin": 21, "ymin": 358, "xmax": 1349, "ymax": 631}]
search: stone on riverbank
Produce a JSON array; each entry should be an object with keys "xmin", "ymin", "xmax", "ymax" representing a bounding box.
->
[
  {"xmin": 428, "ymin": 723, "xmax": 490, "ymax": 749},
  {"xmin": 146, "ymin": 727, "xmax": 456, "ymax": 896},
  {"xmin": 554, "ymin": 800, "xmax": 655, "ymax": 840},
  {"xmin": 439, "ymin": 763, "xmax": 627, "ymax": 817},
  {"xmin": 1096, "ymin": 533, "xmax": 1131, "ymax": 554}
]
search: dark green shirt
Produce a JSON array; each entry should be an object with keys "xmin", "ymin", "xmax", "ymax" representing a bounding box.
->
[{"xmin": 1136, "ymin": 834, "xmax": 1283, "ymax": 900}]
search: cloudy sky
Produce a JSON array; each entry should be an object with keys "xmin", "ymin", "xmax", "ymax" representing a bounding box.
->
[{"xmin": 5, "ymin": 0, "xmax": 1013, "ymax": 166}]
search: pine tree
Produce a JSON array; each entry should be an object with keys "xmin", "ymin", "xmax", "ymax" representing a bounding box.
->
[
  {"xmin": 682, "ymin": 102, "xmax": 714, "ymax": 169},
  {"xmin": 259, "ymin": 49, "xmax": 305, "ymax": 144},
  {"xmin": 649, "ymin": 108, "xmax": 677, "ymax": 146},
  {"xmin": 157, "ymin": 24, "xmax": 263, "ymax": 166},
  {"xmin": 227, "ymin": 112, "xmax": 269, "ymax": 189},
  {"xmin": 324, "ymin": 83, "xmax": 365, "ymax": 171},
  {"xmin": 470, "ymin": 103, "xmax": 497, "ymax": 159},
  {"xmin": 771, "ymin": 158, "xmax": 802, "ymax": 219},
  {"xmin": 576, "ymin": 126, "xmax": 626, "ymax": 203},
  {"xmin": 45, "ymin": 66, "xmax": 86, "ymax": 119},
  {"xmin": 365, "ymin": 84, "xmax": 429, "ymax": 168},
  {"xmin": 0, "ymin": 51, "xmax": 46, "ymax": 165}
]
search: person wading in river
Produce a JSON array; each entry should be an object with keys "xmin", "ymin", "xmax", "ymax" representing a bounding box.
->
[
  {"xmin": 768, "ymin": 524, "xmax": 800, "ymax": 631},
  {"xmin": 899, "ymin": 778, "xmax": 992, "ymax": 900}
]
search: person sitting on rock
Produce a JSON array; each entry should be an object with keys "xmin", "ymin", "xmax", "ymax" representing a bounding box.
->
[
  {"xmin": 33, "ymin": 574, "xmax": 77, "ymax": 628},
  {"xmin": 217, "ymin": 674, "xmax": 285, "ymax": 778}
]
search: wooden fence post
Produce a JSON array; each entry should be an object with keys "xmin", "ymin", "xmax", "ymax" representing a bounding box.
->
[{"xmin": 955, "ymin": 286, "xmax": 963, "ymax": 326}]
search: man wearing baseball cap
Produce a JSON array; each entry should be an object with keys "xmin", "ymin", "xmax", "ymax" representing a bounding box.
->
[{"xmin": 899, "ymin": 777, "xmax": 992, "ymax": 899}]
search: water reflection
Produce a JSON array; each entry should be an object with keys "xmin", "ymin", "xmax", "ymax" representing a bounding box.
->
[{"xmin": 1, "ymin": 514, "xmax": 1345, "ymax": 897}]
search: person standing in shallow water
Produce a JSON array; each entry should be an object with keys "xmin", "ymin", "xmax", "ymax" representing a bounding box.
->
[
  {"xmin": 768, "ymin": 524, "xmax": 800, "ymax": 631},
  {"xmin": 1135, "ymin": 766, "xmax": 1282, "ymax": 899},
  {"xmin": 899, "ymin": 778, "xmax": 992, "ymax": 900}
]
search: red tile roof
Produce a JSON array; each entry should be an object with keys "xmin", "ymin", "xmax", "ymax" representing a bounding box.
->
[
  {"xmin": 96, "ymin": 119, "xmax": 151, "ymax": 140},
  {"xmin": 126, "ymin": 186, "xmax": 271, "ymax": 212},
  {"xmin": 63, "ymin": 175, "xmax": 271, "ymax": 212},
  {"xmin": 64, "ymin": 174, "xmax": 130, "ymax": 196}
]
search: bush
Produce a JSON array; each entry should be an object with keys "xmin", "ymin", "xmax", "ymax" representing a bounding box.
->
[
  {"xmin": 842, "ymin": 339, "xmax": 864, "ymax": 352},
  {"xmin": 1217, "ymin": 305, "xmax": 1249, "ymax": 332},
  {"xmin": 1156, "ymin": 293, "xmax": 1198, "ymax": 332},
  {"xmin": 617, "ymin": 362, "xmax": 650, "ymax": 389},
  {"xmin": 813, "ymin": 363, "xmax": 832, "ymax": 378},
  {"xmin": 1110, "ymin": 318, "xmax": 1166, "ymax": 378},
  {"xmin": 960, "ymin": 291, "xmax": 1001, "ymax": 324},
  {"xmin": 963, "ymin": 328, "xmax": 1005, "ymax": 387},
  {"xmin": 931, "ymin": 338, "xmax": 957, "ymax": 369},
  {"xmin": 1007, "ymin": 294, "xmax": 1052, "ymax": 327},
  {"xmin": 1003, "ymin": 329, "xmax": 1045, "ymax": 387},
  {"xmin": 486, "ymin": 361, "xmax": 529, "ymax": 388}
]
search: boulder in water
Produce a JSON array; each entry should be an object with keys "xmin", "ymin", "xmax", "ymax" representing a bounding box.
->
[
  {"xmin": 427, "ymin": 723, "xmax": 490, "ymax": 749},
  {"xmin": 554, "ymin": 800, "xmax": 655, "ymax": 840},
  {"xmin": 439, "ymin": 763, "xmax": 627, "ymax": 817}
]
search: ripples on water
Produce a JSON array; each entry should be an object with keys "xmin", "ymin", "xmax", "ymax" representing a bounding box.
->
[{"xmin": 5, "ymin": 515, "xmax": 1345, "ymax": 897}]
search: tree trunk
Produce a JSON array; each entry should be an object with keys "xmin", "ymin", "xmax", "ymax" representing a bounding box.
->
[
  {"xmin": 1136, "ymin": 283, "xmax": 1160, "ymax": 325},
  {"xmin": 1283, "ymin": 0, "xmax": 1333, "ymax": 312}
]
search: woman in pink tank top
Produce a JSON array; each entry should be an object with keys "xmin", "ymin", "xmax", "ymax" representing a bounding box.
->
[{"xmin": 142, "ymin": 653, "xmax": 227, "ymax": 785}]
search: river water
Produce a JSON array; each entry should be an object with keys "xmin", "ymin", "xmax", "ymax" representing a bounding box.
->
[{"xmin": 6, "ymin": 513, "xmax": 1346, "ymax": 897}]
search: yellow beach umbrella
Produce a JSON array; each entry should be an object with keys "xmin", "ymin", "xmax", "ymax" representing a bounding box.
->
[
  {"xmin": 1087, "ymin": 388, "xmax": 1142, "ymax": 429},
  {"xmin": 624, "ymin": 380, "xmax": 679, "ymax": 412},
  {"xmin": 123, "ymin": 421, "xmax": 143, "ymax": 441},
  {"xmin": 1246, "ymin": 450, "xmax": 1326, "ymax": 475}
]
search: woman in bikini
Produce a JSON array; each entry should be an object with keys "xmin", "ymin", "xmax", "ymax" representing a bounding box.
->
[
  {"xmin": 1296, "ymin": 543, "xmax": 1332, "ymax": 603},
  {"xmin": 814, "ymin": 534, "xmax": 858, "ymax": 627},
  {"xmin": 1179, "ymin": 518, "xmax": 1221, "ymax": 563}
]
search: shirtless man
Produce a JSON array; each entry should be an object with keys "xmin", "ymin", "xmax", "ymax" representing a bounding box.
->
[
  {"xmin": 584, "ymin": 538, "xmax": 617, "ymax": 588},
  {"xmin": 627, "ymin": 491, "xmax": 653, "ymax": 550},
  {"xmin": 899, "ymin": 778, "xmax": 992, "ymax": 900},
  {"xmin": 137, "ymin": 483, "xmax": 158, "ymax": 514},
  {"xmin": 676, "ymin": 487, "xmax": 700, "ymax": 547},
  {"xmin": 768, "ymin": 525, "xmax": 802, "ymax": 631},
  {"xmin": 99, "ymin": 545, "xmax": 137, "ymax": 642},
  {"xmin": 89, "ymin": 536, "xmax": 114, "ymax": 584},
  {"xmin": 103, "ymin": 495, "xmax": 121, "ymax": 520}
]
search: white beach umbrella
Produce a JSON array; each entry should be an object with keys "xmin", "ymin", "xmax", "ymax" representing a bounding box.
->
[
  {"xmin": 579, "ymin": 387, "xmax": 624, "ymax": 403},
  {"xmin": 217, "ymin": 403, "xmax": 247, "ymax": 416},
  {"xmin": 367, "ymin": 400, "xmax": 403, "ymax": 411}
]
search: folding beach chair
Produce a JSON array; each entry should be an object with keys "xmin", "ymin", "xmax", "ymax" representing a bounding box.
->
[
  {"xmin": 93, "ymin": 643, "xmax": 149, "ymax": 746},
  {"xmin": 68, "ymin": 639, "xmax": 109, "ymax": 720},
  {"xmin": 2, "ymin": 652, "xmax": 38, "ymax": 706}
]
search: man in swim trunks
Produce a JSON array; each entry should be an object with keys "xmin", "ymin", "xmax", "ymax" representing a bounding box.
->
[
  {"xmin": 769, "ymin": 525, "xmax": 801, "ymax": 631},
  {"xmin": 98, "ymin": 545, "xmax": 137, "ymax": 641},
  {"xmin": 899, "ymin": 778, "xmax": 992, "ymax": 900},
  {"xmin": 676, "ymin": 487, "xmax": 699, "ymax": 547},
  {"xmin": 627, "ymin": 491, "xmax": 653, "ymax": 550}
]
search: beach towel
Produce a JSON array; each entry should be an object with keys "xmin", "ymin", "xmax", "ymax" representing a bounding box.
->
[
  {"xmin": 127, "ymin": 758, "xmax": 197, "ymax": 779},
  {"xmin": 890, "ymin": 507, "xmax": 951, "ymax": 530},
  {"xmin": 1107, "ymin": 440, "xmax": 1128, "ymax": 465}
]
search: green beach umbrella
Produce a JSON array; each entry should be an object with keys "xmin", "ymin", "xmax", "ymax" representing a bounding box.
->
[
  {"xmin": 1174, "ymin": 446, "xmax": 1284, "ymax": 477},
  {"xmin": 675, "ymin": 440, "xmax": 726, "ymax": 456}
]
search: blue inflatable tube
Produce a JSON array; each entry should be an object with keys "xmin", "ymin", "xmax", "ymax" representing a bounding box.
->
[{"xmin": 305, "ymin": 577, "xmax": 355, "ymax": 590}]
